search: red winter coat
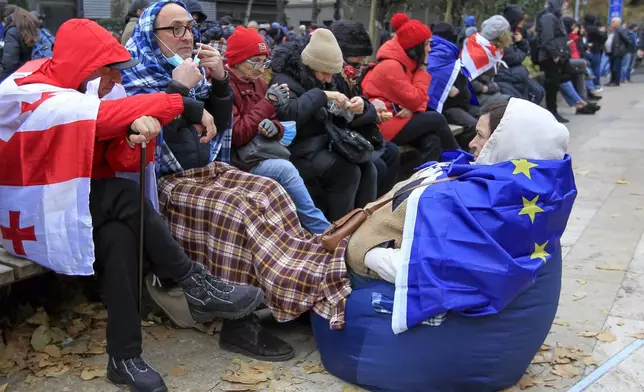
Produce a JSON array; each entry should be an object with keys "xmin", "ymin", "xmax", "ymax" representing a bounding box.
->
[
  {"xmin": 568, "ymin": 32, "xmax": 581, "ymax": 59},
  {"xmin": 15, "ymin": 19, "xmax": 185, "ymax": 180},
  {"xmin": 228, "ymin": 69, "xmax": 284, "ymax": 148},
  {"xmin": 361, "ymin": 37, "xmax": 431, "ymax": 141}
]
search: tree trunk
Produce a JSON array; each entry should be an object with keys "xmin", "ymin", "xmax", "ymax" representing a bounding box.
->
[
  {"xmin": 444, "ymin": 0, "xmax": 454, "ymax": 23},
  {"xmin": 334, "ymin": 0, "xmax": 342, "ymax": 21},
  {"xmin": 368, "ymin": 0, "xmax": 378, "ymax": 60},
  {"xmin": 244, "ymin": 0, "xmax": 254, "ymax": 25},
  {"xmin": 276, "ymin": 0, "xmax": 287, "ymax": 25},
  {"xmin": 312, "ymin": 0, "xmax": 320, "ymax": 24}
]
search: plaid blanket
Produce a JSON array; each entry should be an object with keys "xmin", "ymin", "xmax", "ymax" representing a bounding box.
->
[{"xmin": 157, "ymin": 162, "xmax": 351, "ymax": 329}]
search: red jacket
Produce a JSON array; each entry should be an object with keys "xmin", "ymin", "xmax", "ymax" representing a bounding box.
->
[
  {"xmin": 228, "ymin": 69, "xmax": 284, "ymax": 148},
  {"xmin": 361, "ymin": 37, "xmax": 431, "ymax": 141},
  {"xmin": 569, "ymin": 32, "xmax": 581, "ymax": 59},
  {"xmin": 15, "ymin": 19, "xmax": 185, "ymax": 180}
]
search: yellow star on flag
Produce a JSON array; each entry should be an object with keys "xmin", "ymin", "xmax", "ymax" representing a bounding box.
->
[
  {"xmin": 511, "ymin": 159, "xmax": 538, "ymax": 179},
  {"xmin": 519, "ymin": 195, "xmax": 545, "ymax": 224},
  {"xmin": 530, "ymin": 241, "xmax": 550, "ymax": 263}
]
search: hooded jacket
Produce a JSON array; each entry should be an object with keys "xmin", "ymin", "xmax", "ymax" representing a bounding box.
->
[
  {"xmin": 15, "ymin": 19, "xmax": 189, "ymax": 179},
  {"xmin": 537, "ymin": 0, "xmax": 571, "ymax": 62},
  {"xmin": 583, "ymin": 15, "xmax": 607, "ymax": 54},
  {"xmin": 0, "ymin": 25, "xmax": 33, "ymax": 81},
  {"xmin": 361, "ymin": 37, "xmax": 431, "ymax": 141}
]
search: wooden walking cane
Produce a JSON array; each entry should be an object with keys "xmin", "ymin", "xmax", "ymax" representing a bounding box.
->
[{"xmin": 138, "ymin": 142, "xmax": 146, "ymax": 314}]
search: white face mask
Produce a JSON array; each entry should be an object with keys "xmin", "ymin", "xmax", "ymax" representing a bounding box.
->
[{"xmin": 85, "ymin": 77, "xmax": 127, "ymax": 100}]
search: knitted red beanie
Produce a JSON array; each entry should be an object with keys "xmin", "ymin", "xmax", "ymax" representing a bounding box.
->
[
  {"xmin": 390, "ymin": 13, "xmax": 409, "ymax": 32},
  {"xmin": 226, "ymin": 26, "xmax": 270, "ymax": 67},
  {"xmin": 396, "ymin": 19, "xmax": 432, "ymax": 50}
]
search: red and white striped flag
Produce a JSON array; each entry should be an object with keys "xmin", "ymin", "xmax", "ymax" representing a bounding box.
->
[
  {"xmin": 0, "ymin": 60, "xmax": 99, "ymax": 275},
  {"xmin": 460, "ymin": 33, "xmax": 504, "ymax": 81}
]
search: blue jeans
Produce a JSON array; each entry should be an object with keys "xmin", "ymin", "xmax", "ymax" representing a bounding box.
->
[
  {"xmin": 586, "ymin": 52, "xmax": 602, "ymax": 87},
  {"xmin": 251, "ymin": 158, "xmax": 330, "ymax": 234},
  {"xmin": 622, "ymin": 52, "xmax": 633, "ymax": 81},
  {"xmin": 559, "ymin": 81, "xmax": 584, "ymax": 106}
]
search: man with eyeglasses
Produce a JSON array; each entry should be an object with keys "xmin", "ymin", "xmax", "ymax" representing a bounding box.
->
[{"xmin": 122, "ymin": 0, "xmax": 296, "ymax": 364}]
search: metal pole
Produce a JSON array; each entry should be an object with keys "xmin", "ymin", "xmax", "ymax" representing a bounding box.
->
[
  {"xmin": 138, "ymin": 142, "xmax": 146, "ymax": 314},
  {"xmin": 574, "ymin": 0, "xmax": 580, "ymax": 21}
]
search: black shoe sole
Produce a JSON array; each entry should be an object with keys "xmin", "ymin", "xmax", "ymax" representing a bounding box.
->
[
  {"xmin": 190, "ymin": 288, "xmax": 264, "ymax": 323},
  {"xmin": 107, "ymin": 366, "xmax": 168, "ymax": 392},
  {"xmin": 218, "ymin": 340, "xmax": 296, "ymax": 362}
]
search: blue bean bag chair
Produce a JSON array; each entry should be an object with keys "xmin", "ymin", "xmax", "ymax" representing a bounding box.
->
[{"xmin": 311, "ymin": 240, "xmax": 562, "ymax": 392}]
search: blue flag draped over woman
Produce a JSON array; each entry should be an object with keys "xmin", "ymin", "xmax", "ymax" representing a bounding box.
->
[
  {"xmin": 425, "ymin": 35, "xmax": 463, "ymax": 112},
  {"xmin": 391, "ymin": 98, "xmax": 577, "ymax": 333}
]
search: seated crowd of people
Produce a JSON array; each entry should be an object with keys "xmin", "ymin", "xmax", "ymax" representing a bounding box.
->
[{"xmin": 3, "ymin": 0, "xmax": 631, "ymax": 390}]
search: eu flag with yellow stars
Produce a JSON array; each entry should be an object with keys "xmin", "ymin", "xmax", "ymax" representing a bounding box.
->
[{"xmin": 392, "ymin": 152, "xmax": 577, "ymax": 334}]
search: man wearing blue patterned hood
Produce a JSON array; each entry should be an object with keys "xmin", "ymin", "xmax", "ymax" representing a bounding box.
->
[{"xmin": 122, "ymin": 0, "xmax": 298, "ymax": 364}]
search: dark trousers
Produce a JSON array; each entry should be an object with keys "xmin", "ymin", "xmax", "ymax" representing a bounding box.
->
[
  {"xmin": 541, "ymin": 58, "xmax": 573, "ymax": 114},
  {"xmin": 587, "ymin": 52, "xmax": 602, "ymax": 87},
  {"xmin": 609, "ymin": 55, "xmax": 623, "ymax": 85},
  {"xmin": 90, "ymin": 178, "xmax": 193, "ymax": 359},
  {"xmin": 393, "ymin": 111, "xmax": 460, "ymax": 165},
  {"xmin": 373, "ymin": 141, "xmax": 401, "ymax": 197}
]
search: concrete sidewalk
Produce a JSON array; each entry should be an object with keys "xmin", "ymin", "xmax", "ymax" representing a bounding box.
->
[{"xmin": 3, "ymin": 78, "xmax": 644, "ymax": 392}]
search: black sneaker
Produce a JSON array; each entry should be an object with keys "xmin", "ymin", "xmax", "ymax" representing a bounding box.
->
[
  {"xmin": 107, "ymin": 357, "xmax": 167, "ymax": 392},
  {"xmin": 219, "ymin": 315, "xmax": 295, "ymax": 362},
  {"xmin": 587, "ymin": 93, "xmax": 603, "ymax": 101},
  {"xmin": 179, "ymin": 263, "xmax": 264, "ymax": 323},
  {"xmin": 576, "ymin": 105, "xmax": 597, "ymax": 115},
  {"xmin": 552, "ymin": 112, "xmax": 570, "ymax": 123}
]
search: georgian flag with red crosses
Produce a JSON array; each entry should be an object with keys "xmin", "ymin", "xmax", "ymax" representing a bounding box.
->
[{"xmin": 0, "ymin": 59, "xmax": 98, "ymax": 275}]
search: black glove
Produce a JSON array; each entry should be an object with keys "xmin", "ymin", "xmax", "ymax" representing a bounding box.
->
[
  {"xmin": 265, "ymin": 84, "xmax": 289, "ymax": 106},
  {"xmin": 259, "ymin": 118, "xmax": 278, "ymax": 137}
]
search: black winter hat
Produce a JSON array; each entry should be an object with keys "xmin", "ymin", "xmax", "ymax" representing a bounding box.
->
[
  {"xmin": 184, "ymin": 0, "xmax": 207, "ymax": 22},
  {"xmin": 431, "ymin": 22, "xmax": 457, "ymax": 44},
  {"xmin": 502, "ymin": 4, "xmax": 524, "ymax": 31},
  {"xmin": 562, "ymin": 16, "xmax": 577, "ymax": 33},
  {"xmin": 330, "ymin": 21, "xmax": 373, "ymax": 57}
]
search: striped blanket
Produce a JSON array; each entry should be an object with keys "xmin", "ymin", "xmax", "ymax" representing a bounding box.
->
[{"xmin": 157, "ymin": 162, "xmax": 351, "ymax": 329}]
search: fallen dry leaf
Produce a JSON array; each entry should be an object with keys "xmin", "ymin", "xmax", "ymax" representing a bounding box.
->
[
  {"xmin": 49, "ymin": 328, "xmax": 67, "ymax": 344},
  {"xmin": 87, "ymin": 341, "xmax": 105, "ymax": 355},
  {"xmin": 60, "ymin": 340, "xmax": 88, "ymax": 355},
  {"xmin": 220, "ymin": 383, "xmax": 267, "ymax": 392},
  {"xmin": 631, "ymin": 332, "xmax": 644, "ymax": 339},
  {"xmin": 31, "ymin": 325, "xmax": 52, "ymax": 352},
  {"xmin": 617, "ymin": 321, "xmax": 625, "ymax": 326},
  {"xmin": 552, "ymin": 364, "xmax": 581, "ymax": 378},
  {"xmin": 596, "ymin": 331, "xmax": 617, "ymax": 343},
  {"xmin": 66, "ymin": 319, "xmax": 87, "ymax": 337},
  {"xmin": 80, "ymin": 365, "xmax": 106, "ymax": 381},
  {"xmin": 576, "ymin": 169, "xmax": 590, "ymax": 176},
  {"xmin": 147, "ymin": 325, "xmax": 171, "ymax": 341},
  {"xmin": 72, "ymin": 303, "xmax": 99, "ymax": 316},
  {"xmin": 576, "ymin": 279, "xmax": 587, "ymax": 285},
  {"xmin": 44, "ymin": 363, "xmax": 70, "ymax": 377},
  {"xmin": 539, "ymin": 344, "xmax": 551, "ymax": 351},
  {"xmin": 573, "ymin": 292, "xmax": 587, "ymax": 301},
  {"xmin": 141, "ymin": 321, "xmax": 154, "ymax": 327},
  {"xmin": 596, "ymin": 263, "xmax": 627, "ymax": 271},
  {"xmin": 517, "ymin": 374, "xmax": 543, "ymax": 389},
  {"xmin": 171, "ymin": 367, "xmax": 187, "ymax": 377},
  {"xmin": 553, "ymin": 320, "xmax": 570, "ymax": 327},
  {"xmin": 531, "ymin": 352, "xmax": 553, "ymax": 364},
  {"xmin": 42, "ymin": 345, "xmax": 61, "ymax": 358},
  {"xmin": 615, "ymin": 179, "xmax": 629, "ymax": 185},
  {"xmin": 583, "ymin": 357, "xmax": 600, "ymax": 366},
  {"xmin": 221, "ymin": 359, "xmax": 272, "ymax": 385},
  {"xmin": 301, "ymin": 362, "xmax": 325, "ymax": 374},
  {"xmin": 0, "ymin": 383, "xmax": 7, "ymax": 392},
  {"xmin": 26, "ymin": 311, "xmax": 49, "ymax": 326},
  {"xmin": 91, "ymin": 310, "xmax": 108, "ymax": 321},
  {"xmin": 578, "ymin": 331, "xmax": 599, "ymax": 338}
]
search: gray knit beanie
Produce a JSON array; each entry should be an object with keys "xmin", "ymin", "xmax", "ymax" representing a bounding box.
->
[
  {"xmin": 301, "ymin": 29, "xmax": 344, "ymax": 74},
  {"xmin": 481, "ymin": 15, "xmax": 510, "ymax": 41}
]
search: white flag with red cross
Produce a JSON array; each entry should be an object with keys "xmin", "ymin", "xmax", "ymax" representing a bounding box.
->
[
  {"xmin": 460, "ymin": 33, "xmax": 505, "ymax": 81},
  {"xmin": 0, "ymin": 60, "xmax": 99, "ymax": 275}
]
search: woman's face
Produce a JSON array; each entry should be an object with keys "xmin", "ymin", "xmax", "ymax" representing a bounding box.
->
[
  {"xmin": 573, "ymin": 25, "xmax": 580, "ymax": 34},
  {"xmin": 469, "ymin": 113, "xmax": 492, "ymax": 160},
  {"xmin": 314, "ymin": 71, "xmax": 333, "ymax": 84},
  {"xmin": 424, "ymin": 39, "xmax": 431, "ymax": 56},
  {"xmin": 234, "ymin": 55, "xmax": 269, "ymax": 80}
]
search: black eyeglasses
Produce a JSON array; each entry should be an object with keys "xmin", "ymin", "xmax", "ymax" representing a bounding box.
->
[{"xmin": 154, "ymin": 24, "xmax": 199, "ymax": 38}]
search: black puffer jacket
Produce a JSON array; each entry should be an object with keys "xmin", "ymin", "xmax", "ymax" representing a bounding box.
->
[
  {"xmin": 610, "ymin": 28, "xmax": 634, "ymax": 57},
  {"xmin": 584, "ymin": 15, "xmax": 607, "ymax": 54},
  {"xmin": 537, "ymin": 0, "xmax": 571, "ymax": 62},
  {"xmin": 161, "ymin": 77, "xmax": 234, "ymax": 172},
  {"xmin": 0, "ymin": 26, "xmax": 32, "ymax": 81}
]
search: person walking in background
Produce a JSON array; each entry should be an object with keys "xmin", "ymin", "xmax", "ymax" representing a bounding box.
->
[
  {"xmin": 121, "ymin": 0, "xmax": 149, "ymax": 45},
  {"xmin": 606, "ymin": 17, "xmax": 634, "ymax": 86},
  {"xmin": 583, "ymin": 15, "xmax": 606, "ymax": 91},
  {"xmin": 622, "ymin": 23, "xmax": 639, "ymax": 83}
]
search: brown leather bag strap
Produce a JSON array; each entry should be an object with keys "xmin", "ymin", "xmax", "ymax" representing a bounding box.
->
[{"xmin": 365, "ymin": 176, "xmax": 457, "ymax": 215}]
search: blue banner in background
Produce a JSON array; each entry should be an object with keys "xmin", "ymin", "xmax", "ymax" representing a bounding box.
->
[{"xmin": 609, "ymin": 0, "xmax": 623, "ymax": 22}]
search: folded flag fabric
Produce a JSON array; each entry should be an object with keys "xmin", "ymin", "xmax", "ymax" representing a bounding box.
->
[
  {"xmin": 460, "ymin": 33, "xmax": 504, "ymax": 81},
  {"xmin": 0, "ymin": 60, "xmax": 98, "ymax": 275},
  {"xmin": 426, "ymin": 36, "xmax": 462, "ymax": 113},
  {"xmin": 392, "ymin": 152, "xmax": 577, "ymax": 334}
]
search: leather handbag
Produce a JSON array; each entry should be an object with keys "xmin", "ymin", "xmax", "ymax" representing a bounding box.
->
[
  {"xmin": 237, "ymin": 134, "xmax": 291, "ymax": 164},
  {"xmin": 320, "ymin": 176, "xmax": 456, "ymax": 252}
]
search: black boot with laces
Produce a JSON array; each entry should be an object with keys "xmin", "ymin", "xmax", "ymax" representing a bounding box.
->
[
  {"xmin": 107, "ymin": 356, "xmax": 167, "ymax": 392},
  {"xmin": 178, "ymin": 263, "xmax": 264, "ymax": 323}
]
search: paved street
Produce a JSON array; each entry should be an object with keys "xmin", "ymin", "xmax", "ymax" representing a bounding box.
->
[{"xmin": 3, "ymin": 77, "xmax": 644, "ymax": 392}]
